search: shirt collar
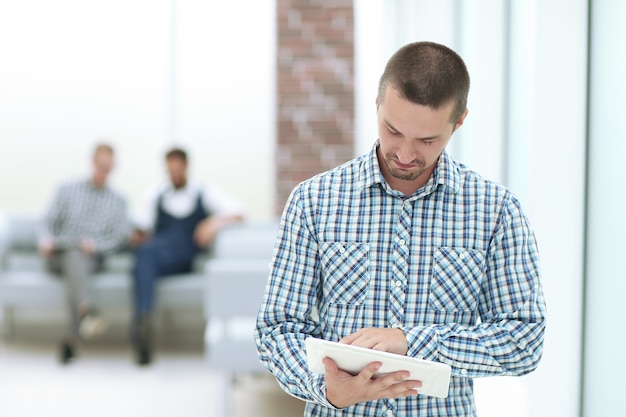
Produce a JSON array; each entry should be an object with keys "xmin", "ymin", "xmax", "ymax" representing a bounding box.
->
[
  {"xmin": 431, "ymin": 150, "xmax": 461, "ymax": 194},
  {"xmin": 358, "ymin": 141, "xmax": 385, "ymax": 190},
  {"xmin": 86, "ymin": 178, "xmax": 107, "ymax": 191},
  {"xmin": 163, "ymin": 182, "xmax": 187, "ymax": 198},
  {"xmin": 358, "ymin": 140, "xmax": 461, "ymax": 195}
]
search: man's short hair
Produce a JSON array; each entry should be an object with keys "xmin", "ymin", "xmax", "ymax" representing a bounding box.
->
[
  {"xmin": 93, "ymin": 143, "xmax": 114, "ymax": 157},
  {"xmin": 377, "ymin": 41, "xmax": 470, "ymax": 123},
  {"xmin": 165, "ymin": 147, "xmax": 188, "ymax": 162}
]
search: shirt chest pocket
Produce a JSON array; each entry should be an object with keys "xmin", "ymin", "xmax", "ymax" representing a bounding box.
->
[
  {"xmin": 429, "ymin": 247, "xmax": 486, "ymax": 312},
  {"xmin": 320, "ymin": 242, "xmax": 370, "ymax": 305}
]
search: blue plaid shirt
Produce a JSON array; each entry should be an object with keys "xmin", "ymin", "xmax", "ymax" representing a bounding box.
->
[{"xmin": 255, "ymin": 142, "xmax": 546, "ymax": 416}]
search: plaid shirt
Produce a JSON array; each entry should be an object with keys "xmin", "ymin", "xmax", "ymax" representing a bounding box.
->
[
  {"xmin": 255, "ymin": 142, "xmax": 546, "ymax": 417},
  {"xmin": 40, "ymin": 179, "xmax": 131, "ymax": 253}
]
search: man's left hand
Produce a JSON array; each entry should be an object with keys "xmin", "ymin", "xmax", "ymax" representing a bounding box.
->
[
  {"xmin": 340, "ymin": 327, "xmax": 408, "ymax": 356},
  {"xmin": 193, "ymin": 218, "xmax": 220, "ymax": 248},
  {"xmin": 80, "ymin": 238, "xmax": 96, "ymax": 254}
]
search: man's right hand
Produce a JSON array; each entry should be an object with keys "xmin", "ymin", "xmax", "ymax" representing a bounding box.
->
[
  {"xmin": 38, "ymin": 241, "xmax": 54, "ymax": 259},
  {"xmin": 128, "ymin": 230, "xmax": 148, "ymax": 248},
  {"xmin": 323, "ymin": 357, "xmax": 421, "ymax": 409}
]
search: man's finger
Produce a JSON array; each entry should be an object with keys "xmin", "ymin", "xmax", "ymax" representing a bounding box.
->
[
  {"xmin": 322, "ymin": 357, "xmax": 339, "ymax": 373},
  {"xmin": 339, "ymin": 332, "xmax": 359, "ymax": 345},
  {"xmin": 355, "ymin": 361, "xmax": 382, "ymax": 382}
]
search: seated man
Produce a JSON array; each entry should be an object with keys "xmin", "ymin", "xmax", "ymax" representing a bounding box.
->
[
  {"xmin": 38, "ymin": 143, "xmax": 131, "ymax": 364},
  {"xmin": 131, "ymin": 147, "xmax": 245, "ymax": 365}
]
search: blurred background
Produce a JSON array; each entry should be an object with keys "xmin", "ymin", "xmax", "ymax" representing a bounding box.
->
[{"xmin": 1, "ymin": 0, "xmax": 625, "ymax": 416}]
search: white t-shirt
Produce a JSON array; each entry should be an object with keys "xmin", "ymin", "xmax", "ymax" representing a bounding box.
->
[{"xmin": 133, "ymin": 181, "xmax": 245, "ymax": 232}]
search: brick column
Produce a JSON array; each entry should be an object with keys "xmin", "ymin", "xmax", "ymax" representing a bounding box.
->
[{"xmin": 275, "ymin": 0, "xmax": 355, "ymax": 215}]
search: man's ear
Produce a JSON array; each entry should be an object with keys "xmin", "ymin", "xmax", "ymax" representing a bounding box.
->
[
  {"xmin": 375, "ymin": 96, "xmax": 379, "ymax": 111},
  {"xmin": 454, "ymin": 108, "xmax": 469, "ymax": 131}
]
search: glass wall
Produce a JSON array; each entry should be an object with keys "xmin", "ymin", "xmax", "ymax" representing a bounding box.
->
[
  {"xmin": 583, "ymin": 1, "xmax": 626, "ymax": 415},
  {"xmin": 355, "ymin": 1, "xmax": 588, "ymax": 416}
]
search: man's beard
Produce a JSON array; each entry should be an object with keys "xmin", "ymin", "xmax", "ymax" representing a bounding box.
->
[
  {"xmin": 384, "ymin": 155, "xmax": 426, "ymax": 181},
  {"xmin": 172, "ymin": 178, "xmax": 187, "ymax": 189}
]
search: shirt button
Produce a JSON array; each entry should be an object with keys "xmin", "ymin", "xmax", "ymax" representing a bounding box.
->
[
  {"xmin": 460, "ymin": 368, "xmax": 468, "ymax": 376},
  {"xmin": 398, "ymin": 239, "xmax": 406, "ymax": 246},
  {"xmin": 386, "ymin": 410, "xmax": 394, "ymax": 417},
  {"xmin": 416, "ymin": 355, "xmax": 424, "ymax": 360},
  {"xmin": 459, "ymin": 252, "xmax": 466, "ymax": 260},
  {"xmin": 395, "ymin": 280, "xmax": 402, "ymax": 288},
  {"xmin": 339, "ymin": 247, "xmax": 345, "ymax": 253}
]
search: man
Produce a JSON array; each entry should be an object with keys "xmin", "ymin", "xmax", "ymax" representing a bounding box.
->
[
  {"xmin": 39, "ymin": 143, "xmax": 131, "ymax": 364},
  {"xmin": 255, "ymin": 42, "xmax": 546, "ymax": 416},
  {"xmin": 131, "ymin": 147, "xmax": 245, "ymax": 365}
]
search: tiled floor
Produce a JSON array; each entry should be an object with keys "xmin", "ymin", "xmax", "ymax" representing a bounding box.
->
[{"xmin": 0, "ymin": 312, "xmax": 305, "ymax": 417}]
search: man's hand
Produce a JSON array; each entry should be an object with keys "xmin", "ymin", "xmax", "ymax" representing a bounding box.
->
[
  {"xmin": 128, "ymin": 230, "xmax": 148, "ymax": 248},
  {"xmin": 193, "ymin": 218, "xmax": 221, "ymax": 248},
  {"xmin": 323, "ymin": 357, "xmax": 421, "ymax": 409},
  {"xmin": 340, "ymin": 327, "xmax": 408, "ymax": 355},
  {"xmin": 193, "ymin": 214, "xmax": 244, "ymax": 248},
  {"xmin": 323, "ymin": 327, "xmax": 419, "ymax": 408},
  {"xmin": 38, "ymin": 241, "xmax": 54, "ymax": 259},
  {"xmin": 79, "ymin": 238, "xmax": 96, "ymax": 254}
]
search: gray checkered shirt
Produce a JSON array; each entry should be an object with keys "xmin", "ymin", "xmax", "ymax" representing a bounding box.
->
[{"xmin": 40, "ymin": 179, "xmax": 131, "ymax": 253}]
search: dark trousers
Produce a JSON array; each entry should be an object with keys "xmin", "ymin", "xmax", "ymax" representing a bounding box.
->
[{"xmin": 132, "ymin": 237, "xmax": 194, "ymax": 316}]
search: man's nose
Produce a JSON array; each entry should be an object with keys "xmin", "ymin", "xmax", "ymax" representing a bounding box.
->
[{"xmin": 396, "ymin": 140, "xmax": 416, "ymax": 164}]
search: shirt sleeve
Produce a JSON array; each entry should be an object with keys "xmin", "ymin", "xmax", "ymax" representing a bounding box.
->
[
  {"xmin": 202, "ymin": 185, "xmax": 246, "ymax": 218},
  {"xmin": 404, "ymin": 193, "xmax": 547, "ymax": 378},
  {"xmin": 254, "ymin": 185, "xmax": 335, "ymax": 408},
  {"xmin": 38, "ymin": 183, "xmax": 69, "ymax": 246},
  {"xmin": 132, "ymin": 185, "xmax": 160, "ymax": 232}
]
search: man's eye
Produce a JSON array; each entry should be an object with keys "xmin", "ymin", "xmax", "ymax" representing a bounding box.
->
[{"xmin": 387, "ymin": 128, "xmax": 401, "ymax": 136}]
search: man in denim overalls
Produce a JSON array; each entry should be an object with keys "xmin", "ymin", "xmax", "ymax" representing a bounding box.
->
[{"xmin": 131, "ymin": 148, "xmax": 244, "ymax": 365}]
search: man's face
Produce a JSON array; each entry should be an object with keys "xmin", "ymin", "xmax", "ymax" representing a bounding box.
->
[
  {"xmin": 167, "ymin": 157, "xmax": 188, "ymax": 189},
  {"xmin": 92, "ymin": 151, "xmax": 114, "ymax": 187},
  {"xmin": 376, "ymin": 86, "xmax": 467, "ymax": 192}
]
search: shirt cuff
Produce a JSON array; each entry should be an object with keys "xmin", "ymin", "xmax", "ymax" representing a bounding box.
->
[
  {"xmin": 404, "ymin": 325, "xmax": 439, "ymax": 361},
  {"xmin": 308, "ymin": 373, "xmax": 338, "ymax": 409}
]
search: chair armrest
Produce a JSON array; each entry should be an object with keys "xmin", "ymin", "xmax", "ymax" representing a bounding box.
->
[
  {"xmin": 0, "ymin": 214, "xmax": 10, "ymax": 270},
  {"xmin": 203, "ymin": 258, "xmax": 270, "ymax": 319}
]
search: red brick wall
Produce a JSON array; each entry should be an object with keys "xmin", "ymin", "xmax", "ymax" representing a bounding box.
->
[{"xmin": 275, "ymin": 0, "xmax": 355, "ymax": 214}]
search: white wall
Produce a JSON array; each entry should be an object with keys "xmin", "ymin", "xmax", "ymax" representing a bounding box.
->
[
  {"xmin": 0, "ymin": 0, "xmax": 275, "ymax": 220},
  {"xmin": 173, "ymin": 0, "xmax": 276, "ymax": 220}
]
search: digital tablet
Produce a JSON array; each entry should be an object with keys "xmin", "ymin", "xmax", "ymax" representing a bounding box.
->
[{"xmin": 305, "ymin": 337, "xmax": 451, "ymax": 398}]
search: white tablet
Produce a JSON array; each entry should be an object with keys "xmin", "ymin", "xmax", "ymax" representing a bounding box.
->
[{"xmin": 305, "ymin": 337, "xmax": 451, "ymax": 399}]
